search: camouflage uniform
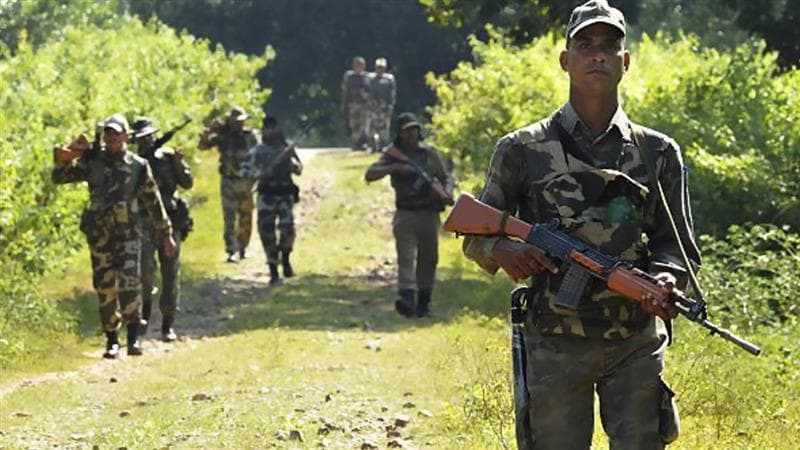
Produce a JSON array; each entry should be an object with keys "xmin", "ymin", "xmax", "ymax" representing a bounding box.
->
[
  {"xmin": 52, "ymin": 148, "xmax": 172, "ymax": 332},
  {"xmin": 138, "ymin": 145, "xmax": 193, "ymax": 326},
  {"xmin": 199, "ymin": 124, "xmax": 260, "ymax": 256},
  {"xmin": 341, "ymin": 69, "xmax": 370, "ymax": 147},
  {"xmin": 243, "ymin": 140, "xmax": 301, "ymax": 265},
  {"xmin": 464, "ymin": 102, "xmax": 699, "ymax": 449},
  {"xmin": 366, "ymin": 71, "xmax": 396, "ymax": 149}
]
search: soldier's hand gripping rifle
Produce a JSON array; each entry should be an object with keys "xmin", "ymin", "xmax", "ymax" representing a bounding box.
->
[
  {"xmin": 383, "ymin": 145, "xmax": 454, "ymax": 205},
  {"xmin": 443, "ymin": 193, "xmax": 761, "ymax": 356}
]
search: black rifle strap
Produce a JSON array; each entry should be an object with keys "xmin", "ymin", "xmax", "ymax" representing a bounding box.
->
[
  {"xmin": 631, "ymin": 124, "xmax": 707, "ymax": 305},
  {"xmin": 555, "ymin": 121, "xmax": 596, "ymax": 168},
  {"xmin": 499, "ymin": 211, "xmax": 511, "ymax": 235}
]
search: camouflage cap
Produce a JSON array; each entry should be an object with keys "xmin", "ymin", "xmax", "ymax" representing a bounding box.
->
[
  {"xmin": 228, "ymin": 106, "xmax": 249, "ymax": 122},
  {"xmin": 131, "ymin": 117, "xmax": 160, "ymax": 138},
  {"xmin": 353, "ymin": 56, "xmax": 366, "ymax": 66},
  {"xmin": 375, "ymin": 57, "xmax": 387, "ymax": 68},
  {"xmin": 396, "ymin": 112, "xmax": 420, "ymax": 131},
  {"xmin": 103, "ymin": 114, "xmax": 129, "ymax": 133},
  {"xmin": 566, "ymin": 0, "xmax": 626, "ymax": 39}
]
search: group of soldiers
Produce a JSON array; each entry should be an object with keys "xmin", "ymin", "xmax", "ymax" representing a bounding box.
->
[
  {"xmin": 52, "ymin": 106, "xmax": 301, "ymax": 358},
  {"xmin": 340, "ymin": 56, "xmax": 396, "ymax": 151}
]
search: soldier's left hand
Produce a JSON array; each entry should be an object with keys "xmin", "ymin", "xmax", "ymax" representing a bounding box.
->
[
  {"xmin": 163, "ymin": 235, "xmax": 177, "ymax": 258},
  {"xmin": 641, "ymin": 272, "xmax": 679, "ymax": 320},
  {"xmin": 174, "ymin": 148, "xmax": 184, "ymax": 162}
]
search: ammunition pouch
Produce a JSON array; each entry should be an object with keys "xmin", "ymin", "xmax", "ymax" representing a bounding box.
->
[{"xmin": 171, "ymin": 197, "xmax": 193, "ymax": 241}]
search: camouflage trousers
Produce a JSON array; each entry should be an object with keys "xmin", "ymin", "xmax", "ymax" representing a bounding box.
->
[
  {"xmin": 257, "ymin": 194, "xmax": 296, "ymax": 264},
  {"xmin": 141, "ymin": 224, "xmax": 182, "ymax": 323},
  {"xmin": 221, "ymin": 176, "xmax": 254, "ymax": 254},
  {"xmin": 523, "ymin": 318, "xmax": 674, "ymax": 449},
  {"xmin": 89, "ymin": 231, "xmax": 142, "ymax": 332},
  {"xmin": 392, "ymin": 209, "xmax": 440, "ymax": 292},
  {"xmin": 366, "ymin": 100, "xmax": 392, "ymax": 149},
  {"xmin": 347, "ymin": 101, "xmax": 369, "ymax": 147}
]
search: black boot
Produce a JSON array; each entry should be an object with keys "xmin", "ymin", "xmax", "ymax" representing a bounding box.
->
[
  {"xmin": 239, "ymin": 249, "xmax": 247, "ymax": 260},
  {"xmin": 126, "ymin": 322, "xmax": 143, "ymax": 356},
  {"xmin": 417, "ymin": 290, "xmax": 432, "ymax": 318},
  {"xmin": 161, "ymin": 315, "xmax": 177, "ymax": 342},
  {"xmin": 282, "ymin": 251, "xmax": 294, "ymax": 278},
  {"xmin": 269, "ymin": 263, "xmax": 281, "ymax": 285},
  {"xmin": 395, "ymin": 289, "xmax": 416, "ymax": 318},
  {"xmin": 103, "ymin": 331, "xmax": 120, "ymax": 359}
]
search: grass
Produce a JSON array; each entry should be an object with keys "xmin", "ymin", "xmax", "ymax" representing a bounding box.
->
[{"xmin": 1, "ymin": 150, "xmax": 798, "ymax": 449}]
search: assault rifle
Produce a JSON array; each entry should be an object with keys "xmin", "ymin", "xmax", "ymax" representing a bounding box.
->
[
  {"xmin": 443, "ymin": 193, "xmax": 761, "ymax": 356},
  {"xmin": 383, "ymin": 145, "xmax": 454, "ymax": 205},
  {"xmin": 150, "ymin": 114, "xmax": 193, "ymax": 153}
]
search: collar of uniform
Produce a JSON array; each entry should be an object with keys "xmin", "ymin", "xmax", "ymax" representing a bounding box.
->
[{"xmin": 559, "ymin": 101, "xmax": 633, "ymax": 143}]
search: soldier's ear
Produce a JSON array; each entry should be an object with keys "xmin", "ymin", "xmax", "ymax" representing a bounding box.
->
[
  {"xmin": 623, "ymin": 50, "xmax": 630, "ymax": 72},
  {"xmin": 559, "ymin": 50, "xmax": 568, "ymax": 71}
]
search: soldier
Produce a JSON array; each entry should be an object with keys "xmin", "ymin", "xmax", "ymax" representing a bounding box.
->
[
  {"xmin": 132, "ymin": 117, "xmax": 193, "ymax": 342},
  {"xmin": 199, "ymin": 106, "xmax": 260, "ymax": 263},
  {"xmin": 340, "ymin": 56, "xmax": 371, "ymax": 150},
  {"xmin": 364, "ymin": 113, "xmax": 454, "ymax": 318},
  {"xmin": 242, "ymin": 116, "xmax": 302, "ymax": 285},
  {"xmin": 366, "ymin": 57, "xmax": 396, "ymax": 153},
  {"xmin": 462, "ymin": 1, "xmax": 700, "ymax": 447},
  {"xmin": 52, "ymin": 114, "xmax": 176, "ymax": 358}
]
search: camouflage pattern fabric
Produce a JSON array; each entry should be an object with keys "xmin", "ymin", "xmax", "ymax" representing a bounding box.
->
[
  {"xmin": 220, "ymin": 176, "xmax": 255, "ymax": 254},
  {"xmin": 52, "ymin": 149, "xmax": 172, "ymax": 331},
  {"xmin": 464, "ymin": 102, "xmax": 700, "ymax": 340},
  {"xmin": 366, "ymin": 98, "xmax": 393, "ymax": 149},
  {"xmin": 138, "ymin": 146, "xmax": 193, "ymax": 321},
  {"xmin": 374, "ymin": 142, "xmax": 454, "ymax": 211},
  {"xmin": 256, "ymin": 194, "xmax": 296, "ymax": 264},
  {"xmin": 393, "ymin": 210, "xmax": 440, "ymax": 292},
  {"xmin": 199, "ymin": 127, "xmax": 260, "ymax": 177},
  {"xmin": 341, "ymin": 70, "xmax": 370, "ymax": 145},
  {"xmin": 347, "ymin": 101, "xmax": 369, "ymax": 146}
]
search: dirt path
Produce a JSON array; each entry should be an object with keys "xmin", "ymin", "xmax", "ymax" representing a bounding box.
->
[{"xmin": 0, "ymin": 148, "xmax": 346, "ymax": 399}]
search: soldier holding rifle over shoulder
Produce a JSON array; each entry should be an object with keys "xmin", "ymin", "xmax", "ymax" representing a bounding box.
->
[
  {"xmin": 461, "ymin": 1, "xmax": 703, "ymax": 448},
  {"xmin": 52, "ymin": 114, "xmax": 176, "ymax": 359},
  {"xmin": 365, "ymin": 113, "xmax": 454, "ymax": 318}
]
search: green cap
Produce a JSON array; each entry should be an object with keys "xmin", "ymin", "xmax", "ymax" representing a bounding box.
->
[
  {"xmin": 566, "ymin": 0, "xmax": 626, "ymax": 39},
  {"xmin": 103, "ymin": 114, "xmax": 129, "ymax": 133}
]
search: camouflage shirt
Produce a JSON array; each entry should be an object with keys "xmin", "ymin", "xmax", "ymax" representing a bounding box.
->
[
  {"xmin": 464, "ymin": 102, "xmax": 700, "ymax": 340},
  {"xmin": 242, "ymin": 140, "xmax": 301, "ymax": 195},
  {"xmin": 199, "ymin": 127, "xmax": 260, "ymax": 178},
  {"xmin": 341, "ymin": 70, "xmax": 370, "ymax": 105},
  {"xmin": 368, "ymin": 73, "xmax": 396, "ymax": 106},
  {"xmin": 52, "ymin": 147, "xmax": 172, "ymax": 240},
  {"xmin": 375, "ymin": 142, "xmax": 454, "ymax": 211}
]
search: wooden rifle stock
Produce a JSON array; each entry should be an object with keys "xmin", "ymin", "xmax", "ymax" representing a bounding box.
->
[{"xmin": 442, "ymin": 193, "xmax": 531, "ymax": 239}]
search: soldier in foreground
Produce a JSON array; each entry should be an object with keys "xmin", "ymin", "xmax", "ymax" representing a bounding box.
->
[
  {"xmin": 132, "ymin": 117, "xmax": 193, "ymax": 342},
  {"xmin": 366, "ymin": 57, "xmax": 396, "ymax": 152},
  {"xmin": 52, "ymin": 114, "xmax": 176, "ymax": 358},
  {"xmin": 243, "ymin": 116, "xmax": 302, "ymax": 285},
  {"xmin": 199, "ymin": 106, "xmax": 260, "ymax": 263},
  {"xmin": 364, "ymin": 113, "xmax": 454, "ymax": 318},
  {"xmin": 462, "ymin": 1, "xmax": 700, "ymax": 447},
  {"xmin": 340, "ymin": 56, "xmax": 370, "ymax": 150}
]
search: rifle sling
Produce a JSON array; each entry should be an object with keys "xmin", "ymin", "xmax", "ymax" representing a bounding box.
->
[{"xmin": 499, "ymin": 211, "xmax": 511, "ymax": 235}]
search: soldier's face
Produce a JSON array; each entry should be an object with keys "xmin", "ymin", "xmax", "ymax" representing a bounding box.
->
[
  {"xmin": 263, "ymin": 124, "xmax": 281, "ymax": 141},
  {"xmin": 103, "ymin": 128, "xmax": 128, "ymax": 152},
  {"xmin": 560, "ymin": 23, "xmax": 629, "ymax": 96},
  {"xmin": 353, "ymin": 62, "xmax": 365, "ymax": 73},
  {"xmin": 137, "ymin": 134, "xmax": 155, "ymax": 148},
  {"xmin": 399, "ymin": 126, "xmax": 419, "ymax": 146}
]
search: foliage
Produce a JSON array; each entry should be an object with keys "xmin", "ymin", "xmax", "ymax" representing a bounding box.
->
[
  {"xmin": 427, "ymin": 31, "xmax": 800, "ymax": 234},
  {"xmin": 0, "ymin": 15, "xmax": 273, "ymax": 364}
]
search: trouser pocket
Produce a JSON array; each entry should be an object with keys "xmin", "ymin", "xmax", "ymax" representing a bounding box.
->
[{"xmin": 659, "ymin": 379, "xmax": 680, "ymax": 444}]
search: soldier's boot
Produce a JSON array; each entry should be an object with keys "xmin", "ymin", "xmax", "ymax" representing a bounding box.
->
[
  {"xmin": 126, "ymin": 322, "xmax": 144, "ymax": 356},
  {"xmin": 161, "ymin": 315, "xmax": 177, "ymax": 343},
  {"xmin": 103, "ymin": 331, "xmax": 120, "ymax": 359},
  {"xmin": 394, "ymin": 289, "xmax": 416, "ymax": 318},
  {"xmin": 226, "ymin": 252, "xmax": 239, "ymax": 263},
  {"xmin": 282, "ymin": 251, "xmax": 294, "ymax": 278},
  {"xmin": 269, "ymin": 263, "xmax": 282, "ymax": 285},
  {"xmin": 239, "ymin": 249, "xmax": 247, "ymax": 260},
  {"xmin": 416, "ymin": 290, "xmax": 432, "ymax": 318}
]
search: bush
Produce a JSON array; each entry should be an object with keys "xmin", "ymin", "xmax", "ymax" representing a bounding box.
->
[
  {"xmin": 427, "ymin": 31, "xmax": 800, "ymax": 235},
  {"xmin": 0, "ymin": 15, "xmax": 273, "ymax": 364}
]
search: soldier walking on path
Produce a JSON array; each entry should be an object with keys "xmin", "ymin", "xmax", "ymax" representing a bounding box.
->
[
  {"xmin": 243, "ymin": 116, "xmax": 302, "ymax": 285},
  {"xmin": 132, "ymin": 117, "xmax": 193, "ymax": 342},
  {"xmin": 199, "ymin": 106, "xmax": 260, "ymax": 263},
  {"xmin": 364, "ymin": 113, "xmax": 454, "ymax": 318},
  {"xmin": 366, "ymin": 57, "xmax": 396, "ymax": 152},
  {"xmin": 341, "ymin": 56, "xmax": 371, "ymax": 150},
  {"xmin": 462, "ymin": 1, "xmax": 700, "ymax": 447},
  {"xmin": 52, "ymin": 114, "xmax": 176, "ymax": 358}
]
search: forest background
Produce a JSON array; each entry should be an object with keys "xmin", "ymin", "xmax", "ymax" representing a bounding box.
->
[{"xmin": 0, "ymin": 0, "xmax": 798, "ymax": 447}]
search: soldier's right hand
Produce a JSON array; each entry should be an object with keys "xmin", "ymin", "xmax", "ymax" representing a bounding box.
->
[
  {"xmin": 492, "ymin": 239, "xmax": 558, "ymax": 282},
  {"xmin": 68, "ymin": 133, "xmax": 90, "ymax": 152}
]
